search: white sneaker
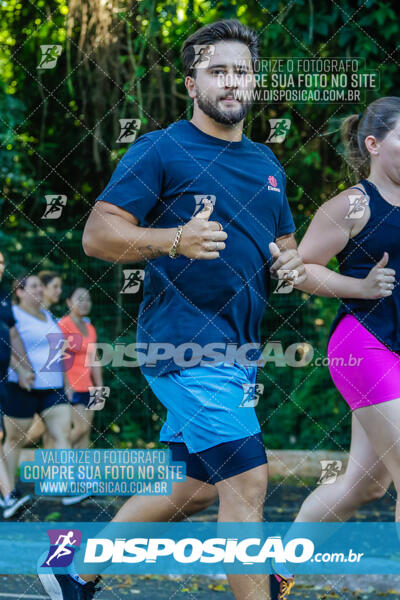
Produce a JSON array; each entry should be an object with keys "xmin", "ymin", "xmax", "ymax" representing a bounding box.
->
[
  {"xmin": 3, "ymin": 489, "xmax": 32, "ymax": 519},
  {"xmin": 61, "ymin": 493, "xmax": 92, "ymax": 506}
]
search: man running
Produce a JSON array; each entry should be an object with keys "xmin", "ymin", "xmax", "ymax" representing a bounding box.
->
[{"xmin": 39, "ymin": 19, "xmax": 305, "ymax": 600}]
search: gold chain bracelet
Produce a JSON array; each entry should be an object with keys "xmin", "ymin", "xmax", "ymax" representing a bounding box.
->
[{"xmin": 168, "ymin": 225, "xmax": 184, "ymax": 259}]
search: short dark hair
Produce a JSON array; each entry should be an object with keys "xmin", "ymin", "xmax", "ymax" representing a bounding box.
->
[
  {"xmin": 38, "ymin": 270, "xmax": 60, "ymax": 287},
  {"xmin": 12, "ymin": 273, "xmax": 34, "ymax": 303},
  {"xmin": 181, "ymin": 19, "xmax": 259, "ymax": 79},
  {"xmin": 65, "ymin": 285, "xmax": 88, "ymax": 300}
]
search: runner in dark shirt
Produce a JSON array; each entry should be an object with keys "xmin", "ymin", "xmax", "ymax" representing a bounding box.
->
[{"xmin": 0, "ymin": 251, "xmax": 35, "ymax": 518}]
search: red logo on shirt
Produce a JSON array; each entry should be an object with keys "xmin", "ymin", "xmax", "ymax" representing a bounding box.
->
[{"xmin": 268, "ymin": 175, "xmax": 278, "ymax": 188}]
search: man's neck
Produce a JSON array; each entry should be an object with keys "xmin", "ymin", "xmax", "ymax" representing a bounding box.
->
[{"xmin": 190, "ymin": 112, "xmax": 243, "ymax": 142}]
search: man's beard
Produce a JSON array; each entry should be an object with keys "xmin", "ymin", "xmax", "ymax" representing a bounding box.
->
[{"xmin": 196, "ymin": 88, "xmax": 253, "ymax": 125}]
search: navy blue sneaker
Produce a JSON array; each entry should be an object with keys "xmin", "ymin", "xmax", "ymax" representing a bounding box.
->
[{"xmin": 38, "ymin": 573, "xmax": 102, "ymax": 599}]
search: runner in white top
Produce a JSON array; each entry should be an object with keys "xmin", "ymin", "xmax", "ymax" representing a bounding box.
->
[
  {"xmin": 24, "ymin": 270, "xmax": 65, "ymax": 449},
  {"xmin": 2, "ymin": 274, "xmax": 72, "ymax": 493}
]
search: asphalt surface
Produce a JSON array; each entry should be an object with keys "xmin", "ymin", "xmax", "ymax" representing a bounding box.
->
[{"xmin": 0, "ymin": 482, "xmax": 398, "ymax": 599}]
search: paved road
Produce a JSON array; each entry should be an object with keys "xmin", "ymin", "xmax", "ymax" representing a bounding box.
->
[
  {"xmin": 0, "ymin": 573, "xmax": 394, "ymax": 599},
  {"xmin": 0, "ymin": 482, "xmax": 397, "ymax": 599}
]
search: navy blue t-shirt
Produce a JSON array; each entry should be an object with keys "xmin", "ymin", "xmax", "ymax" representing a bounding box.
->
[
  {"xmin": 0, "ymin": 285, "xmax": 15, "ymax": 377},
  {"xmin": 97, "ymin": 120, "xmax": 295, "ymax": 376}
]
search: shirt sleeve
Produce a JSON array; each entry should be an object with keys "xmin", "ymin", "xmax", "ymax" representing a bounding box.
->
[
  {"xmin": 7, "ymin": 305, "xmax": 16, "ymax": 328},
  {"xmin": 96, "ymin": 134, "xmax": 163, "ymax": 226},
  {"xmin": 277, "ymin": 172, "xmax": 296, "ymax": 238}
]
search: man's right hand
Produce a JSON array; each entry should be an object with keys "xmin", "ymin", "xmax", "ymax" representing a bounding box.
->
[{"xmin": 178, "ymin": 201, "xmax": 228, "ymax": 260}]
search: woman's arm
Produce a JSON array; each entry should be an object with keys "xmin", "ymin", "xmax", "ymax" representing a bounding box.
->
[
  {"xmin": 90, "ymin": 365, "xmax": 103, "ymax": 388},
  {"xmin": 10, "ymin": 326, "xmax": 35, "ymax": 390},
  {"xmin": 62, "ymin": 371, "xmax": 73, "ymax": 401},
  {"xmin": 297, "ymin": 260, "xmax": 390, "ymax": 298},
  {"xmin": 10, "ymin": 326, "xmax": 33, "ymax": 371},
  {"xmin": 294, "ymin": 189, "xmax": 395, "ymax": 299}
]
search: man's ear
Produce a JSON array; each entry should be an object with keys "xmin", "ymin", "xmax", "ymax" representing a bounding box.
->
[{"xmin": 185, "ymin": 75, "xmax": 196, "ymax": 100}]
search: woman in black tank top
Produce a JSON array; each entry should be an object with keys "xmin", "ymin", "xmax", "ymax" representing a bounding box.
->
[{"xmin": 292, "ymin": 97, "xmax": 400, "ymax": 528}]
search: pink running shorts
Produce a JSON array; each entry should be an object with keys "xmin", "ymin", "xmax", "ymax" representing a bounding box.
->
[{"xmin": 327, "ymin": 314, "xmax": 400, "ymax": 411}]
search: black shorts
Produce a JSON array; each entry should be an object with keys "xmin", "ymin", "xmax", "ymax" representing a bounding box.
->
[
  {"xmin": 71, "ymin": 391, "xmax": 91, "ymax": 406},
  {"xmin": 2, "ymin": 382, "xmax": 69, "ymax": 419},
  {"xmin": 167, "ymin": 432, "xmax": 268, "ymax": 485}
]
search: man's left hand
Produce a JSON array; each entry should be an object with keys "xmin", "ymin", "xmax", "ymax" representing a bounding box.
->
[{"xmin": 269, "ymin": 241, "xmax": 307, "ymax": 285}]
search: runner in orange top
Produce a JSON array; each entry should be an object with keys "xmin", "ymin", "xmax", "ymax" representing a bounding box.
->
[{"xmin": 58, "ymin": 287, "xmax": 103, "ymax": 452}]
